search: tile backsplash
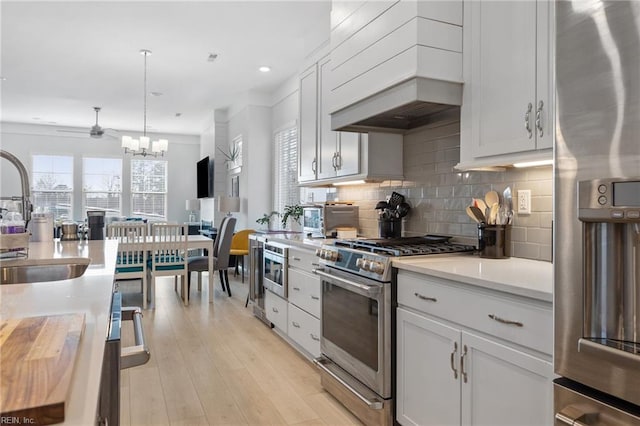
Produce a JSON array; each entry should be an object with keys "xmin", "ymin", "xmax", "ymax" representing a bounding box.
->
[{"xmin": 336, "ymin": 123, "xmax": 553, "ymax": 262}]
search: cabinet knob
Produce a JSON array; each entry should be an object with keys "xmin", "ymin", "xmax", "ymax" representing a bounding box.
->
[{"xmin": 292, "ymin": 321, "xmax": 301, "ymax": 328}]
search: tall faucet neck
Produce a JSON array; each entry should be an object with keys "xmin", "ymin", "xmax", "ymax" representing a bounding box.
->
[{"xmin": 1, "ymin": 149, "xmax": 32, "ymax": 225}]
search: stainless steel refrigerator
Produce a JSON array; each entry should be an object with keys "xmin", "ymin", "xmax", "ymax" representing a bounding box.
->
[{"xmin": 555, "ymin": 1, "xmax": 640, "ymax": 423}]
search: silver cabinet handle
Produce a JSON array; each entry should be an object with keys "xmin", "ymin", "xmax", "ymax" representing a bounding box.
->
[
  {"xmin": 460, "ymin": 344, "xmax": 468, "ymax": 383},
  {"xmin": 555, "ymin": 404, "xmax": 599, "ymax": 426},
  {"xmin": 335, "ymin": 153, "xmax": 342, "ymax": 170},
  {"xmin": 272, "ymin": 307, "xmax": 279, "ymax": 313},
  {"xmin": 292, "ymin": 321, "xmax": 301, "ymax": 328},
  {"xmin": 311, "ymin": 262, "xmax": 320, "ymax": 267},
  {"xmin": 310, "ymin": 333, "xmax": 320, "ymax": 341},
  {"xmin": 292, "ymin": 286, "xmax": 301, "ymax": 291},
  {"xmin": 311, "ymin": 295, "xmax": 319, "ymax": 300},
  {"xmin": 488, "ymin": 314, "xmax": 523, "ymax": 327},
  {"xmin": 535, "ymin": 100, "xmax": 544, "ymax": 137},
  {"xmin": 292, "ymin": 256, "xmax": 301, "ymax": 261},
  {"xmin": 121, "ymin": 307, "xmax": 151, "ymax": 369},
  {"xmin": 524, "ymin": 102, "xmax": 533, "ymax": 139},
  {"xmin": 414, "ymin": 292, "xmax": 437, "ymax": 302},
  {"xmin": 450, "ymin": 341, "xmax": 458, "ymax": 380},
  {"xmin": 311, "ymin": 158, "xmax": 317, "ymax": 173},
  {"xmin": 332, "ymin": 152, "xmax": 338, "ymax": 170}
]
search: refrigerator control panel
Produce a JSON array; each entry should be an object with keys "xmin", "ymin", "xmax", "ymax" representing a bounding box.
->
[{"xmin": 579, "ymin": 178, "xmax": 640, "ymax": 221}]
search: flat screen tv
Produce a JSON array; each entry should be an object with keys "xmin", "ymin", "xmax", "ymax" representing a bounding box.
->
[{"xmin": 196, "ymin": 156, "xmax": 214, "ymax": 198}]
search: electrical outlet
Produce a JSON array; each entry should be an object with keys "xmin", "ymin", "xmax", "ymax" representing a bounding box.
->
[{"xmin": 517, "ymin": 190, "xmax": 531, "ymax": 214}]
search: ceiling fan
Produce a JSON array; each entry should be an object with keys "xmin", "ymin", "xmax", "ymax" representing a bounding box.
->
[{"xmin": 57, "ymin": 107, "xmax": 119, "ymax": 139}]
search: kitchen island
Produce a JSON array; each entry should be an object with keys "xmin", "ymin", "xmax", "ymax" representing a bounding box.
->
[{"xmin": 0, "ymin": 239, "xmax": 118, "ymax": 425}]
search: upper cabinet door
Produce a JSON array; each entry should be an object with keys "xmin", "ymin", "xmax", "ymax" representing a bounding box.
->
[
  {"xmin": 336, "ymin": 131, "xmax": 360, "ymax": 177},
  {"xmin": 470, "ymin": 1, "xmax": 537, "ymax": 158},
  {"xmin": 299, "ymin": 64, "xmax": 319, "ymax": 182},
  {"xmin": 317, "ymin": 56, "xmax": 338, "ymax": 180}
]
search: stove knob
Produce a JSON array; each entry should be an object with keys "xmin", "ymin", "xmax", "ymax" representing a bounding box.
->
[
  {"xmin": 315, "ymin": 249, "xmax": 322, "ymax": 258},
  {"xmin": 370, "ymin": 261, "xmax": 385, "ymax": 274},
  {"xmin": 326, "ymin": 250, "xmax": 339, "ymax": 262},
  {"xmin": 362, "ymin": 259, "xmax": 372, "ymax": 271},
  {"xmin": 356, "ymin": 258, "xmax": 365, "ymax": 269},
  {"xmin": 320, "ymin": 249, "xmax": 328, "ymax": 260}
]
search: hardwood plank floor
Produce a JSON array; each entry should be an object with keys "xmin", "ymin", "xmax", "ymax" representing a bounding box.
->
[{"xmin": 119, "ymin": 272, "xmax": 362, "ymax": 426}]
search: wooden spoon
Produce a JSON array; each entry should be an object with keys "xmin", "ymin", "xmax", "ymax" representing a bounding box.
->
[
  {"xmin": 473, "ymin": 198, "xmax": 488, "ymax": 213},
  {"xmin": 470, "ymin": 206, "xmax": 486, "ymax": 223},
  {"xmin": 466, "ymin": 206, "xmax": 480, "ymax": 223},
  {"xmin": 489, "ymin": 203, "xmax": 499, "ymax": 225},
  {"xmin": 485, "ymin": 190, "xmax": 500, "ymax": 208}
]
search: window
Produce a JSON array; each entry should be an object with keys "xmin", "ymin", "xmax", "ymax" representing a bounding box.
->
[
  {"xmin": 31, "ymin": 155, "xmax": 73, "ymax": 220},
  {"xmin": 131, "ymin": 159, "xmax": 167, "ymax": 219},
  {"xmin": 83, "ymin": 157, "xmax": 122, "ymax": 216},
  {"xmin": 273, "ymin": 125, "xmax": 299, "ymax": 218}
]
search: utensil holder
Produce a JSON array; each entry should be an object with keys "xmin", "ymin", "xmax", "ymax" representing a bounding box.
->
[
  {"xmin": 379, "ymin": 218, "xmax": 401, "ymax": 238},
  {"xmin": 477, "ymin": 224, "xmax": 511, "ymax": 258}
]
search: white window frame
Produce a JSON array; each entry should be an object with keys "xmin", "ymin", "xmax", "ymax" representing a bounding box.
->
[
  {"xmin": 82, "ymin": 157, "xmax": 122, "ymax": 217},
  {"xmin": 31, "ymin": 154, "xmax": 74, "ymax": 220},
  {"xmin": 130, "ymin": 159, "xmax": 168, "ymax": 220},
  {"xmin": 273, "ymin": 122, "xmax": 299, "ymax": 224}
]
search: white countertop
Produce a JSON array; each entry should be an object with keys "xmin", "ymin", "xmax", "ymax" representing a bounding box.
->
[
  {"xmin": 1, "ymin": 239, "xmax": 118, "ymax": 425},
  {"xmin": 393, "ymin": 255, "xmax": 553, "ymax": 302},
  {"xmin": 250, "ymin": 231, "xmax": 325, "ymax": 249}
]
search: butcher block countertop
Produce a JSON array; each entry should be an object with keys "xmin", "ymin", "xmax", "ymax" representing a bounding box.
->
[
  {"xmin": 393, "ymin": 255, "xmax": 553, "ymax": 302},
  {"xmin": 0, "ymin": 239, "xmax": 118, "ymax": 425}
]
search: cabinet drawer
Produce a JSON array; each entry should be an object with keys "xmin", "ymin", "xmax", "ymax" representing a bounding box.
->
[
  {"xmin": 265, "ymin": 289, "xmax": 288, "ymax": 332},
  {"xmin": 288, "ymin": 268, "xmax": 321, "ymax": 318},
  {"xmin": 288, "ymin": 303, "xmax": 321, "ymax": 358},
  {"xmin": 288, "ymin": 247, "xmax": 321, "ymax": 273},
  {"xmin": 397, "ymin": 271, "xmax": 552, "ymax": 355}
]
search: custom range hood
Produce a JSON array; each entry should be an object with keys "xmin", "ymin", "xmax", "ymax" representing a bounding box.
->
[{"xmin": 330, "ymin": 76, "xmax": 462, "ymax": 134}]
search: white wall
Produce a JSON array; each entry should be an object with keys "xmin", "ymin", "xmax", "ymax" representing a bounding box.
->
[{"xmin": 0, "ymin": 122, "xmax": 200, "ymax": 222}]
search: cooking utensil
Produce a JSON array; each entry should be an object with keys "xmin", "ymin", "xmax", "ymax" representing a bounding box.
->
[
  {"xmin": 503, "ymin": 187, "xmax": 512, "ymax": 211},
  {"xmin": 60, "ymin": 222, "xmax": 80, "ymax": 241},
  {"xmin": 485, "ymin": 190, "xmax": 500, "ymax": 208},
  {"xmin": 469, "ymin": 206, "xmax": 486, "ymax": 223},
  {"xmin": 388, "ymin": 191, "xmax": 405, "ymax": 208},
  {"xmin": 375, "ymin": 201, "xmax": 389, "ymax": 210},
  {"xmin": 397, "ymin": 202, "xmax": 411, "ymax": 218},
  {"xmin": 473, "ymin": 198, "xmax": 488, "ymax": 213},
  {"xmin": 466, "ymin": 206, "xmax": 480, "ymax": 223},
  {"xmin": 489, "ymin": 203, "xmax": 499, "ymax": 225}
]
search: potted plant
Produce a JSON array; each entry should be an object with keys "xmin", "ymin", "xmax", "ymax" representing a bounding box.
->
[
  {"xmin": 281, "ymin": 204, "xmax": 304, "ymax": 232},
  {"xmin": 256, "ymin": 211, "xmax": 279, "ymax": 231}
]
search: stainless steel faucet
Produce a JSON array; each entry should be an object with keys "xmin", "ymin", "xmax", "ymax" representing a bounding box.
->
[{"xmin": 0, "ymin": 150, "xmax": 32, "ymax": 226}]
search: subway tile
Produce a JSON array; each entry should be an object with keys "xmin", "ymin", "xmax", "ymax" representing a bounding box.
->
[
  {"xmin": 540, "ymin": 213, "xmax": 553, "ymax": 228},
  {"xmin": 532, "ymin": 196, "xmax": 553, "ymax": 213},
  {"xmin": 539, "ymin": 245, "xmax": 553, "ymax": 262},
  {"xmin": 512, "ymin": 242, "xmax": 541, "ymax": 260},
  {"xmin": 526, "ymin": 228, "xmax": 552, "ymax": 245},
  {"xmin": 510, "ymin": 226, "xmax": 527, "ymax": 242}
]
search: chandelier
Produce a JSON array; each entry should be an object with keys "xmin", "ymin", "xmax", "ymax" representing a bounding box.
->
[{"xmin": 121, "ymin": 49, "xmax": 168, "ymax": 157}]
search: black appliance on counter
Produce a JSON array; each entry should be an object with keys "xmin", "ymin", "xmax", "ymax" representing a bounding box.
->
[
  {"xmin": 87, "ymin": 210, "xmax": 105, "ymax": 240},
  {"xmin": 313, "ymin": 236, "xmax": 474, "ymax": 425}
]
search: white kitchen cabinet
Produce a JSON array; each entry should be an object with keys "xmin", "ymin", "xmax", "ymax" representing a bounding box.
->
[
  {"xmin": 396, "ymin": 270, "xmax": 553, "ymax": 426},
  {"xmin": 299, "ymin": 64, "xmax": 319, "ymax": 183},
  {"xmin": 265, "ymin": 289, "xmax": 288, "ymax": 332},
  {"xmin": 458, "ymin": 0, "xmax": 553, "ymax": 169},
  {"xmin": 287, "ymin": 303, "xmax": 321, "ymax": 358},
  {"xmin": 299, "ymin": 54, "xmax": 403, "ymax": 185}
]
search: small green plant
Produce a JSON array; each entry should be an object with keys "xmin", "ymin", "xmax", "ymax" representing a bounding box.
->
[
  {"xmin": 217, "ymin": 144, "xmax": 240, "ymax": 164},
  {"xmin": 256, "ymin": 211, "xmax": 279, "ymax": 226},
  {"xmin": 281, "ymin": 204, "xmax": 303, "ymax": 228}
]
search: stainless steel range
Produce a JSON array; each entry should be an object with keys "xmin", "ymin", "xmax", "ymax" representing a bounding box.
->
[{"xmin": 313, "ymin": 236, "xmax": 474, "ymax": 425}]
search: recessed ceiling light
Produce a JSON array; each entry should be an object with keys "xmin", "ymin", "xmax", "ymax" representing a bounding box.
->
[
  {"xmin": 175, "ymin": 112, "xmax": 182, "ymax": 117},
  {"xmin": 0, "ymin": 76, "xmax": 6, "ymax": 81},
  {"xmin": 32, "ymin": 117, "xmax": 41, "ymax": 120},
  {"xmin": 47, "ymin": 121, "xmax": 57, "ymax": 125},
  {"xmin": 259, "ymin": 66, "xmax": 271, "ymax": 73},
  {"xmin": 150, "ymin": 92, "xmax": 163, "ymax": 97},
  {"xmin": 208, "ymin": 53, "xmax": 218, "ymax": 62}
]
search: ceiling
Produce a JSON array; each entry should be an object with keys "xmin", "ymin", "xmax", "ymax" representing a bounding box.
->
[{"xmin": 0, "ymin": 1, "xmax": 331, "ymax": 136}]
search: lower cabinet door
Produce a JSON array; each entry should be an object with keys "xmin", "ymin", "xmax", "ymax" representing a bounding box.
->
[
  {"xmin": 396, "ymin": 308, "xmax": 461, "ymax": 426},
  {"xmin": 265, "ymin": 289, "xmax": 288, "ymax": 332},
  {"xmin": 460, "ymin": 330, "xmax": 553, "ymax": 426},
  {"xmin": 287, "ymin": 303, "xmax": 321, "ymax": 358}
]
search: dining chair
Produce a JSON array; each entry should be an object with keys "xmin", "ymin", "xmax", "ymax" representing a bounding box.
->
[
  {"xmin": 229, "ymin": 229, "xmax": 255, "ymax": 283},
  {"xmin": 187, "ymin": 216, "xmax": 236, "ymax": 299},
  {"xmin": 107, "ymin": 222, "xmax": 148, "ymax": 308},
  {"xmin": 148, "ymin": 223, "xmax": 188, "ymax": 307}
]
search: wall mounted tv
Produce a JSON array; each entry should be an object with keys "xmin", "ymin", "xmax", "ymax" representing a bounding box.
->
[{"xmin": 196, "ymin": 156, "xmax": 214, "ymax": 198}]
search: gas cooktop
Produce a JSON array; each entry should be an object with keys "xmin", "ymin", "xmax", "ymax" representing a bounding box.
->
[{"xmin": 334, "ymin": 235, "xmax": 476, "ymax": 257}]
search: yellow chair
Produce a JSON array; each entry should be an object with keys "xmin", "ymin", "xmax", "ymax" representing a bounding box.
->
[{"xmin": 229, "ymin": 229, "xmax": 255, "ymax": 283}]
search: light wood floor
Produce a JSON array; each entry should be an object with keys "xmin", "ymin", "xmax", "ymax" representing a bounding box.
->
[{"xmin": 119, "ymin": 272, "xmax": 363, "ymax": 426}]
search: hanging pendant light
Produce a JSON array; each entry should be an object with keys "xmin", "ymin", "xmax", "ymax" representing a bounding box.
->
[{"xmin": 122, "ymin": 49, "xmax": 168, "ymax": 157}]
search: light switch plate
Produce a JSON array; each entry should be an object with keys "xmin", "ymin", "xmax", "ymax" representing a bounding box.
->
[{"xmin": 517, "ymin": 190, "xmax": 531, "ymax": 214}]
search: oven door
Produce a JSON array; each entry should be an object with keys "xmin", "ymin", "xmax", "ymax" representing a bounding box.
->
[
  {"xmin": 263, "ymin": 250, "xmax": 287, "ymax": 298},
  {"xmin": 315, "ymin": 268, "xmax": 391, "ymax": 398}
]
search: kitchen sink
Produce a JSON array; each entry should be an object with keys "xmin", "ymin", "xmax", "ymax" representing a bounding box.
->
[{"xmin": 0, "ymin": 257, "xmax": 90, "ymax": 284}]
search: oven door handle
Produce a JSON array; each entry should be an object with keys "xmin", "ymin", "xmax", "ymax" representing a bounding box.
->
[
  {"xmin": 313, "ymin": 268, "xmax": 381, "ymax": 297},
  {"xmin": 121, "ymin": 306, "xmax": 151, "ymax": 369}
]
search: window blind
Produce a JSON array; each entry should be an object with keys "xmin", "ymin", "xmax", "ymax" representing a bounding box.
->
[
  {"xmin": 131, "ymin": 159, "xmax": 167, "ymax": 219},
  {"xmin": 273, "ymin": 125, "xmax": 299, "ymax": 224}
]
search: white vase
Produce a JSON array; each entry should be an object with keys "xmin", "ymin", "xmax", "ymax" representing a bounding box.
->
[{"xmin": 288, "ymin": 219, "xmax": 302, "ymax": 233}]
